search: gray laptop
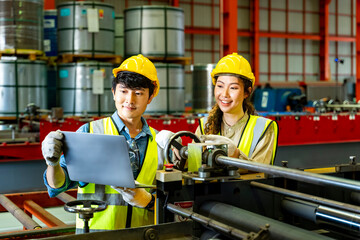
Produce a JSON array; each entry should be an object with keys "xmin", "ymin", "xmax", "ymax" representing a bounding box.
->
[{"xmin": 62, "ymin": 131, "xmax": 155, "ymax": 188}]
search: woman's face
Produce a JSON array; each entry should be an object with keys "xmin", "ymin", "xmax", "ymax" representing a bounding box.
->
[{"xmin": 214, "ymin": 75, "xmax": 250, "ymax": 115}]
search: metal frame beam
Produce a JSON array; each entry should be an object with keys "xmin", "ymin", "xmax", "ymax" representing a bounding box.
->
[
  {"xmin": 319, "ymin": 0, "xmax": 330, "ymax": 81},
  {"xmin": 251, "ymin": 0, "xmax": 260, "ymax": 84},
  {"xmin": 44, "ymin": 0, "xmax": 55, "ymax": 10},
  {"xmin": 220, "ymin": 0, "xmax": 238, "ymax": 57},
  {"xmin": 172, "ymin": 0, "xmax": 179, "ymax": 7},
  {"xmin": 357, "ymin": 0, "xmax": 360, "ymax": 101}
]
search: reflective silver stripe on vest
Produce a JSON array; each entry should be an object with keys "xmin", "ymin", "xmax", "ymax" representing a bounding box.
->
[
  {"xmin": 77, "ymin": 192, "xmax": 126, "ymax": 206},
  {"xmin": 77, "ymin": 228, "xmax": 106, "ymax": 234},
  {"xmin": 249, "ymin": 117, "xmax": 269, "ymax": 157},
  {"xmin": 200, "ymin": 117, "xmax": 207, "ymax": 135},
  {"xmin": 92, "ymin": 119, "xmax": 105, "ymax": 134}
]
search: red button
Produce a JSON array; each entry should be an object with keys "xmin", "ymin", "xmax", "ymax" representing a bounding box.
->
[{"xmin": 164, "ymin": 163, "xmax": 174, "ymax": 171}]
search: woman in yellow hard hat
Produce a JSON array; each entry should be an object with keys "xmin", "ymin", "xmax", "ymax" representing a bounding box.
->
[
  {"xmin": 42, "ymin": 54, "xmax": 164, "ymax": 233},
  {"xmin": 196, "ymin": 53, "xmax": 278, "ymax": 165}
]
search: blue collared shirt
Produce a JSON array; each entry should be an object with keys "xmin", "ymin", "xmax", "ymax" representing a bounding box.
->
[{"xmin": 43, "ymin": 111, "xmax": 154, "ymax": 197}]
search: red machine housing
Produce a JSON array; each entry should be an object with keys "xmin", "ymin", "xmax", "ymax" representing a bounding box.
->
[{"xmin": 1, "ymin": 113, "xmax": 360, "ymax": 162}]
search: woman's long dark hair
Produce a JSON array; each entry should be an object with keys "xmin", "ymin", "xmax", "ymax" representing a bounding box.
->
[{"xmin": 204, "ymin": 76, "xmax": 255, "ymax": 135}]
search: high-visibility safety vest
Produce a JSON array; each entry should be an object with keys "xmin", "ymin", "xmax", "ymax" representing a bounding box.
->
[
  {"xmin": 75, "ymin": 117, "xmax": 158, "ymax": 233},
  {"xmin": 199, "ymin": 115, "xmax": 278, "ymax": 164}
]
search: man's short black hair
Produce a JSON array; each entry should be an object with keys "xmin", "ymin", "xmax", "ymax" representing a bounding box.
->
[{"xmin": 112, "ymin": 71, "xmax": 155, "ymax": 98}]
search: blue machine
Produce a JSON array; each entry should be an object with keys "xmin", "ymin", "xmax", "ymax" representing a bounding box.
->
[{"xmin": 254, "ymin": 88, "xmax": 302, "ymax": 112}]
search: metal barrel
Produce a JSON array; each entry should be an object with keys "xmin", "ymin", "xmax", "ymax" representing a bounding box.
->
[
  {"xmin": 57, "ymin": 61, "xmax": 115, "ymax": 116},
  {"xmin": 44, "ymin": 9, "xmax": 58, "ymax": 56},
  {"xmin": 145, "ymin": 63, "xmax": 185, "ymax": 115},
  {"xmin": 115, "ymin": 14, "xmax": 124, "ymax": 57},
  {"xmin": 57, "ymin": 1, "xmax": 115, "ymax": 55},
  {"xmin": 124, "ymin": 5, "xmax": 184, "ymax": 57},
  {"xmin": 0, "ymin": 0, "xmax": 43, "ymax": 51},
  {"xmin": 0, "ymin": 59, "xmax": 47, "ymax": 117},
  {"xmin": 191, "ymin": 64, "xmax": 216, "ymax": 112}
]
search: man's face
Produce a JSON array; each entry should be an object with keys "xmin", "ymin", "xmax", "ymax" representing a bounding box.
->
[{"xmin": 112, "ymin": 84, "xmax": 154, "ymax": 120}]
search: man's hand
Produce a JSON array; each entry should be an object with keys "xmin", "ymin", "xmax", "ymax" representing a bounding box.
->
[
  {"xmin": 199, "ymin": 135, "xmax": 239, "ymax": 158},
  {"xmin": 111, "ymin": 185, "xmax": 152, "ymax": 208},
  {"xmin": 42, "ymin": 130, "xmax": 64, "ymax": 166}
]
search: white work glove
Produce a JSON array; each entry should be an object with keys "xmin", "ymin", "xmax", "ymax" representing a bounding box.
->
[
  {"xmin": 156, "ymin": 130, "xmax": 174, "ymax": 166},
  {"xmin": 199, "ymin": 135, "xmax": 238, "ymax": 157},
  {"xmin": 155, "ymin": 130, "xmax": 175, "ymax": 149},
  {"xmin": 111, "ymin": 182, "xmax": 152, "ymax": 208},
  {"xmin": 41, "ymin": 130, "xmax": 64, "ymax": 166},
  {"xmin": 156, "ymin": 130, "xmax": 182, "ymax": 164}
]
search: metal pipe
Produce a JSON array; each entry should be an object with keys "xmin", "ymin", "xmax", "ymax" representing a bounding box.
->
[
  {"xmin": 316, "ymin": 205, "xmax": 360, "ymax": 232},
  {"xmin": 0, "ymin": 194, "xmax": 41, "ymax": 230},
  {"xmin": 199, "ymin": 201, "xmax": 333, "ymax": 240},
  {"xmin": 251, "ymin": 181, "xmax": 360, "ymax": 214},
  {"xmin": 216, "ymin": 156, "xmax": 360, "ymax": 192},
  {"xmin": 56, "ymin": 192, "xmax": 76, "ymax": 203},
  {"xmin": 166, "ymin": 203, "xmax": 252, "ymax": 239},
  {"xmin": 283, "ymin": 197, "xmax": 360, "ymax": 233},
  {"xmin": 23, "ymin": 200, "xmax": 66, "ymax": 228}
]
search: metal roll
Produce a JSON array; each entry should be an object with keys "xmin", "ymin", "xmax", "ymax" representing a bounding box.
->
[
  {"xmin": 57, "ymin": 1, "xmax": 115, "ymax": 55},
  {"xmin": 191, "ymin": 64, "xmax": 216, "ymax": 112},
  {"xmin": 166, "ymin": 203, "xmax": 252, "ymax": 239},
  {"xmin": 57, "ymin": 61, "xmax": 115, "ymax": 116},
  {"xmin": 115, "ymin": 15, "xmax": 124, "ymax": 56},
  {"xmin": 145, "ymin": 63, "xmax": 185, "ymax": 115},
  {"xmin": 251, "ymin": 181, "xmax": 360, "ymax": 214},
  {"xmin": 351, "ymin": 191, "xmax": 360, "ymax": 205},
  {"xmin": 0, "ymin": 0, "xmax": 43, "ymax": 51},
  {"xmin": 316, "ymin": 205, "xmax": 360, "ymax": 232},
  {"xmin": 0, "ymin": 59, "xmax": 47, "ymax": 117},
  {"xmin": 44, "ymin": 10, "xmax": 58, "ymax": 56},
  {"xmin": 281, "ymin": 197, "xmax": 318, "ymax": 223},
  {"xmin": 200, "ymin": 201, "xmax": 333, "ymax": 240},
  {"xmin": 283, "ymin": 197, "xmax": 360, "ymax": 234},
  {"xmin": 124, "ymin": 5, "xmax": 184, "ymax": 57}
]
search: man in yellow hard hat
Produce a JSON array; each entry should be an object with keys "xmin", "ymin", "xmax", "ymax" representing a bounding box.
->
[{"xmin": 41, "ymin": 54, "xmax": 164, "ymax": 233}]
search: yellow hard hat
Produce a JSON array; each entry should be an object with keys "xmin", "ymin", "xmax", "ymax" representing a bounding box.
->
[
  {"xmin": 211, "ymin": 53, "xmax": 255, "ymax": 87},
  {"xmin": 112, "ymin": 54, "xmax": 159, "ymax": 97}
]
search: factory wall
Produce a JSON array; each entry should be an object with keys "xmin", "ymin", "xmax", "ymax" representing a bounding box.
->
[{"xmin": 50, "ymin": 0, "xmax": 355, "ymax": 107}]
